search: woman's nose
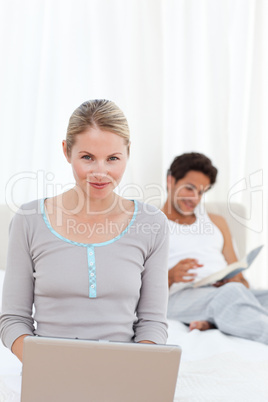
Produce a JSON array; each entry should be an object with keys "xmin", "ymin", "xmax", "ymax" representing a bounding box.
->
[{"xmin": 90, "ymin": 161, "xmax": 108, "ymax": 177}]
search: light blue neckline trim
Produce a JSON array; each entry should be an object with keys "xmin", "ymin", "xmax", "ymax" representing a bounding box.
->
[{"xmin": 40, "ymin": 198, "xmax": 138, "ymax": 247}]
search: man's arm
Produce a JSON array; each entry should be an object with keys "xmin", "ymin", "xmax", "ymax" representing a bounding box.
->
[{"xmin": 209, "ymin": 213, "xmax": 249, "ymax": 288}]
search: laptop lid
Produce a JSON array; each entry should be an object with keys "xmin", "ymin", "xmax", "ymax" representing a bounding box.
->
[{"xmin": 21, "ymin": 336, "xmax": 181, "ymax": 402}]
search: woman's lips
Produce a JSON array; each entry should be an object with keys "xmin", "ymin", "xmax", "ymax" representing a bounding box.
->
[{"xmin": 88, "ymin": 182, "xmax": 110, "ymax": 189}]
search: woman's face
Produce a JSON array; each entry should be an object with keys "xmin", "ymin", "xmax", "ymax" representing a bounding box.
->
[{"xmin": 63, "ymin": 127, "xmax": 129, "ymax": 201}]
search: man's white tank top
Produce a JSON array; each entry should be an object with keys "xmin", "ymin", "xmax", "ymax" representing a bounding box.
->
[{"xmin": 168, "ymin": 209, "xmax": 228, "ymax": 284}]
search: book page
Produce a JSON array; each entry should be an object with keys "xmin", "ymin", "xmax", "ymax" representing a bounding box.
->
[{"xmin": 193, "ymin": 245, "xmax": 263, "ymax": 288}]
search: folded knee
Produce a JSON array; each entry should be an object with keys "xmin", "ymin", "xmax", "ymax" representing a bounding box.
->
[{"xmin": 215, "ymin": 282, "xmax": 248, "ymax": 298}]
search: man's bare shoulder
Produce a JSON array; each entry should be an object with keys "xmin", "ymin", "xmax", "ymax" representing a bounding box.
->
[
  {"xmin": 208, "ymin": 213, "xmax": 228, "ymax": 231},
  {"xmin": 208, "ymin": 213, "xmax": 234, "ymax": 242}
]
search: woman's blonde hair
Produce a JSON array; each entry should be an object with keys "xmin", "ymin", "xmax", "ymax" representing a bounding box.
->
[{"xmin": 66, "ymin": 99, "xmax": 130, "ymax": 155}]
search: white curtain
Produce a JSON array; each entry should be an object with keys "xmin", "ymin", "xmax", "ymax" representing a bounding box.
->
[{"xmin": 0, "ymin": 0, "xmax": 267, "ymax": 287}]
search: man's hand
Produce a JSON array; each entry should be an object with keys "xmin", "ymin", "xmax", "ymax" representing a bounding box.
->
[
  {"xmin": 213, "ymin": 272, "xmax": 249, "ymax": 288},
  {"xmin": 168, "ymin": 259, "xmax": 203, "ymax": 287}
]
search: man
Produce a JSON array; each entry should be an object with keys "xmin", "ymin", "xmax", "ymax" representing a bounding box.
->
[{"xmin": 162, "ymin": 152, "xmax": 268, "ymax": 344}]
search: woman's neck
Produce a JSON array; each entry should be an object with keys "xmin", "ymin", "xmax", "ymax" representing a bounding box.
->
[{"xmin": 54, "ymin": 188, "xmax": 121, "ymax": 218}]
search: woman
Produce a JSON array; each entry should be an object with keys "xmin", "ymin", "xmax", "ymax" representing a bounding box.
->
[{"xmin": 0, "ymin": 99, "xmax": 169, "ymax": 362}]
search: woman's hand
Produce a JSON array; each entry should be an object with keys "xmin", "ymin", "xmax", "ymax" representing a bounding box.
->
[
  {"xmin": 11, "ymin": 334, "xmax": 29, "ymax": 362},
  {"xmin": 138, "ymin": 340, "xmax": 155, "ymax": 344}
]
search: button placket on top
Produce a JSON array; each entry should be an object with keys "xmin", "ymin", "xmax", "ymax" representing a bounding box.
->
[
  {"xmin": 87, "ymin": 246, "xmax": 96, "ymax": 298},
  {"xmin": 41, "ymin": 199, "xmax": 138, "ymax": 300}
]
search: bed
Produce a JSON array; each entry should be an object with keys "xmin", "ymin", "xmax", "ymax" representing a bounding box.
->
[
  {"xmin": 1, "ymin": 204, "xmax": 268, "ymax": 401},
  {"xmin": 1, "ymin": 269, "xmax": 268, "ymax": 402}
]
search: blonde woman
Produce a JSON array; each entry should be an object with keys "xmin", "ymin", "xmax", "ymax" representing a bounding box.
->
[{"xmin": 0, "ymin": 100, "xmax": 169, "ymax": 362}]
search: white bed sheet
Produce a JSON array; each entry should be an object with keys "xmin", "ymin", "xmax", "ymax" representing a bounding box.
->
[{"xmin": 1, "ymin": 270, "xmax": 268, "ymax": 402}]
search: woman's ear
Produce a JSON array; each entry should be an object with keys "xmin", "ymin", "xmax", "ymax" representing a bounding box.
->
[
  {"xmin": 62, "ymin": 140, "xmax": 71, "ymax": 163},
  {"xmin": 127, "ymin": 141, "xmax": 131, "ymax": 157}
]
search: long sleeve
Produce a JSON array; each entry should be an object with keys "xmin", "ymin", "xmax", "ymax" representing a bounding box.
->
[
  {"xmin": 134, "ymin": 212, "xmax": 169, "ymax": 344},
  {"xmin": 0, "ymin": 209, "xmax": 35, "ymax": 350}
]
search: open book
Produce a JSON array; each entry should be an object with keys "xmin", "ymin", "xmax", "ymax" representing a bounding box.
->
[{"xmin": 192, "ymin": 245, "xmax": 264, "ymax": 288}]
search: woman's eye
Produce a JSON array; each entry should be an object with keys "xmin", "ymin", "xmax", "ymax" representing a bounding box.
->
[
  {"xmin": 109, "ymin": 156, "xmax": 119, "ymax": 161},
  {"xmin": 82, "ymin": 155, "xmax": 92, "ymax": 160}
]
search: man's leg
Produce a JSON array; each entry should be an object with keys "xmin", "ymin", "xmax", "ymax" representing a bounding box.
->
[
  {"xmin": 168, "ymin": 283, "xmax": 268, "ymax": 344},
  {"xmin": 251, "ymin": 289, "xmax": 268, "ymax": 310},
  {"xmin": 206, "ymin": 283, "xmax": 268, "ymax": 344},
  {"xmin": 167, "ymin": 285, "xmax": 218, "ymax": 323}
]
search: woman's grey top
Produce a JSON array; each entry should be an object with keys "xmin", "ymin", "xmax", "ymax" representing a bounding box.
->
[{"xmin": 0, "ymin": 199, "xmax": 169, "ymax": 350}]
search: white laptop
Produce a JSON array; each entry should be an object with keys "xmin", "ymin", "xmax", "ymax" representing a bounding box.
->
[{"xmin": 21, "ymin": 336, "xmax": 181, "ymax": 402}]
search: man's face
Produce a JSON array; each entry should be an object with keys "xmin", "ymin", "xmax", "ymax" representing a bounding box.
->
[{"xmin": 167, "ymin": 170, "xmax": 211, "ymax": 215}]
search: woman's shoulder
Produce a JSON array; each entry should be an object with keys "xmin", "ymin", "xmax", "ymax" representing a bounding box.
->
[
  {"xmin": 9, "ymin": 199, "xmax": 44, "ymax": 235},
  {"xmin": 19, "ymin": 199, "xmax": 41, "ymax": 211},
  {"xmin": 11, "ymin": 199, "xmax": 43, "ymax": 224},
  {"xmin": 135, "ymin": 200, "xmax": 168, "ymax": 223}
]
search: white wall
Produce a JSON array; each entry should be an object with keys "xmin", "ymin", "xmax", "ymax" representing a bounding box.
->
[{"xmin": 0, "ymin": 0, "xmax": 267, "ymax": 287}]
